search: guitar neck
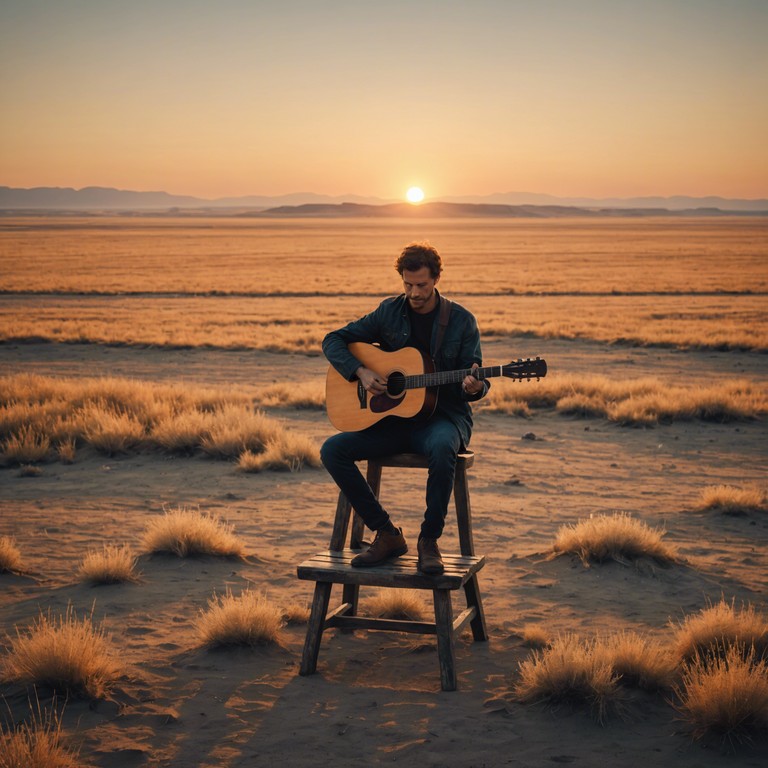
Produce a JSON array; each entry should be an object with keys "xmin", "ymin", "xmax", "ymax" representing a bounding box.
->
[{"xmin": 404, "ymin": 365, "xmax": 502, "ymax": 390}]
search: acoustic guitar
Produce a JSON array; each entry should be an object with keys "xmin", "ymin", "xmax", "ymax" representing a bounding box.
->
[{"xmin": 326, "ymin": 342, "xmax": 547, "ymax": 432}]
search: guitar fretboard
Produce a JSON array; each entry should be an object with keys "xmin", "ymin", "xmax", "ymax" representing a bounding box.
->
[{"xmin": 404, "ymin": 365, "xmax": 502, "ymax": 390}]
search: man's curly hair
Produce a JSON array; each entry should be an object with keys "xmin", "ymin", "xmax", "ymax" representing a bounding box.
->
[{"xmin": 395, "ymin": 241, "xmax": 442, "ymax": 279}]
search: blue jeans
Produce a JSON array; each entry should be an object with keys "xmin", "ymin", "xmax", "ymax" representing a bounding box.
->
[{"xmin": 320, "ymin": 415, "xmax": 463, "ymax": 540}]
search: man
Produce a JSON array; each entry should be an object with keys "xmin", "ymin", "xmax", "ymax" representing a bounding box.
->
[{"xmin": 320, "ymin": 241, "xmax": 489, "ymax": 575}]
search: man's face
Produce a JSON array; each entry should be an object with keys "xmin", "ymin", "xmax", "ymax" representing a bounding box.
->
[{"xmin": 402, "ymin": 266, "xmax": 440, "ymax": 314}]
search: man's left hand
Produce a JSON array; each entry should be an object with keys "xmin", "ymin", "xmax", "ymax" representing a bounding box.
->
[{"xmin": 462, "ymin": 364, "xmax": 483, "ymax": 396}]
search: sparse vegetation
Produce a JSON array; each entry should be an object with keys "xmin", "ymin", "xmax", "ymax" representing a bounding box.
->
[
  {"xmin": 282, "ymin": 601, "xmax": 311, "ymax": 625},
  {"xmin": 141, "ymin": 507, "xmax": 246, "ymax": 558},
  {"xmin": 674, "ymin": 645, "xmax": 768, "ymax": 745},
  {"xmin": 697, "ymin": 484, "xmax": 766, "ymax": 515},
  {"xmin": 552, "ymin": 512, "xmax": 678, "ymax": 566},
  {"xmin": 673, "ymin": 599, "xmax": 768, "ymax": 663},
  {"xmin": 0, "ymin": 536, "xmax": 22, "ymax": 573},
  {"xmin": 514, "ymin": 634, "xmax": 621, "ymax": 723},
  {"xmin": 77, "ymin": 545, "xmax": 140, "ymax": 584},
  {"xmin": 364, "ymin": 589, "xmax": 426, "ymax": 621},
  {"xmin": 0, "ymin": 699, "xmax": 84, "ymax": 768},
  {"xmin": 1, "ymin": 605, "xmax": 124, "ymax": 698},
  {"xmin": 597, "ymin": 631, "xmax": 676, "ymax": 691},
  {"xmin": 196, "ymin": 589, "xmax": 284, "ymax": 647},
  {"xmin": 0, "ymin": 373, "xmax": 322, "ymax": 469}
]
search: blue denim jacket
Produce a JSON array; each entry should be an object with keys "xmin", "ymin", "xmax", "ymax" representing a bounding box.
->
[{"xmin": 322, "ymin": 290, "xmax": 489, "ymax": 446}]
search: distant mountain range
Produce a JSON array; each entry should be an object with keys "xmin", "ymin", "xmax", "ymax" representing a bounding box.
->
[{"xmin": 1, "ymin": 186, "xmax": 766, "ymax": 214}]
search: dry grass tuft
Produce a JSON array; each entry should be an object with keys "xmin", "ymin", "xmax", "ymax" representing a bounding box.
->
[
  {"xmin": 237, "ymin": 434, "xmax": 321, "ymax": 473},
  {"xmin": 1, "ymin": 425, "xmax": 50, "ymax": 465},
  {"xmin": 697, "ymin": 484, "xmax": 767, "ymax": 515},
  {"xmin": 364, "ymin": 589, "xmax": 426, "ymax": 621},
  {"xmin": 520, "ymin": 625, "xmax": 550, "ymax": 649},
  {"xmin": 77, "ymin": 545, "xmax": 140, "ymax": 584},
  {"xmin": 0, "ymin": 536, "xmax": 23, "ymax": 573},
  {"xmin": 281, "ymin": 601, "xmax": 311, "ymax": 625},
  {"xmin": 514, "ymin": 633, "xmax": 621, "ymax": 723},
  {"xmin": 597, "ymin": 631, "xmax": 676, "ymax": 691},
  {"xmin": 141, "ymin": 507, "xmax": 246, "ymax": 558},
  {"xmin": 1, "ymin": 606, "xmax": 124, "ymax": 698},
  {"xmin": 81, "ymin": 406, "xmax": 146, "ymax": 455},
  {"xmin": 673, "ymin": 599, "xmax": 768, "ymax": 663},
  {"xmin": 0, "ymin": 699, "xmax": 84, "ymax": 768},
  {"xmin": 196, "ymin": 589, "xmax": 284, "ymax": 647},
  {"xmin": 56, "ymin": 438, "xmax": 77, "ymax": 464},
  {"xmin": 674, "ymin": 645, "xmax": 768, "ymax": 746},
  {"xmin": 553, "ymin": 512, "xmax": 678, "ymax": 566}
]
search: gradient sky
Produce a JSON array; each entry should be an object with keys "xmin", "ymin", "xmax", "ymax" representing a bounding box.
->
[{"xmin": 1, "ymin": 0, "xmax": 766, "ymax": 200}]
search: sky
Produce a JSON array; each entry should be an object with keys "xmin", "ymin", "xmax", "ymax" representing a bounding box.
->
[{"xmin": 1, "ymin": 0, "xmax": 767, "ymax": 201}]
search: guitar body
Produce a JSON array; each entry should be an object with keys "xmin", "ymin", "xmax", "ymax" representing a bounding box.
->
[{"xmin": 326, "ymin": 343, "xmax": 437, "ymax": 432}]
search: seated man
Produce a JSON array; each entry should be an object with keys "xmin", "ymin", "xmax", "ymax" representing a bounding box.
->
[{"xmin": 320, "ymin": 241, "xmax": 489, "ymax": 574}]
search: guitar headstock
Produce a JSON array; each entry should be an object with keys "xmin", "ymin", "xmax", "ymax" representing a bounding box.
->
[{"xmin": 501, "ymin": 357, "xmax": 547, "ymax": 380}]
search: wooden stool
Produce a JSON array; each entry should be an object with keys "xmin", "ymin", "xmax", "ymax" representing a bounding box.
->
[{"xmin": 297, "ymin": 452, "xmax": 488, "ymax": 691}]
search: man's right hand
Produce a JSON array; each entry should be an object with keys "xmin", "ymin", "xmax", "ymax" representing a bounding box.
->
[{"xmin": 356, "ymin": 366, "xmax": 388, "ymax": 395}]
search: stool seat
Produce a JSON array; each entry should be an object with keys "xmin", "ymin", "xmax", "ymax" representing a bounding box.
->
[{"xmin": 297, "ymin": 451, "xmax": 487, "ymax": 691}]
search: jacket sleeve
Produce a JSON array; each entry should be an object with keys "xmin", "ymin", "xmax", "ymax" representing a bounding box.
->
[
  {"xmin": 322, "ymin": 304, "xmax": 385, "ymax": 382},
  {"xmin": 458, "ymin": 312, "xmax": 490, "ymax": 402}
]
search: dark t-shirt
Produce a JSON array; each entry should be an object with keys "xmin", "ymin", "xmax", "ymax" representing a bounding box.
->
[{"xmin": 407, "ymin": 303, "xmax": 438, "ymax": 356}]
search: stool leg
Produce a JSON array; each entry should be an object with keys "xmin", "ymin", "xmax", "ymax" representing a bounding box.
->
[
  {"xmin": 433, "ymin": 589, "xmax": 457, "ymax": 692},
  {"xmin": 300, "ymin": 582, "xmax": 332, "ymax": 676},
  {"xmin": 463, "ymin": 575, "xmax": 488, "ymax": 642}
]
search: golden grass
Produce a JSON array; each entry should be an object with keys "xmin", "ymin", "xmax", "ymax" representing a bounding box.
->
[
  {"xmin": 673, "ymin": 599, "xmax": 768, "ymax": 663},
  {"xmin": 77, "ymin": 545, "xmax": 140, "ymax": 584},
  {"xmin": 237, "ymin": 434, "xmax": 321, "ymax": 473},
  {"xmin": 281, "ymin": 601, "xmax": 311, "ymax": 626},
  {"xmin": 0, "ymin": 700, "xmax": 84, "ymax": 768},
  {"xmin": 552, "ymin": 512, "xmax": 678, "ymax": 566},
  {"xmin": 141, "ymin": 507, "xmax": 246, "ymax": 558},
  {"xmin": 0, "ymin": 536, "xmax": 23, "ymax": 573},
  {"xmin": 486, "ymin": 374, "xmax": 767, "ymax": 425},
  {"xmin": 0, "ymin": 373, "xmax": 321, "ymax": 468},
  {"xmin": 364, "ymin": 589, "xmax": 426, "ymax": 621},
  {"xmin": 597, "ymin": 631, "xmax": 676, "ymax": 691},
  {"xmin": 514, "ymin": 634, "xmax": 621, "ymax": 723},
  {"xmin": 196, "ymin": 589, "xmax": 284, "ymax": 648},
  {"xmin": 520, "ymin": 625, "xmax": 551, "ymax": 649},
  {"xmin": 2, "ymin": 217, "xmax": 766, "ymax": 295},
  {"xmin": 674, "ymin": 645, "xmax": 768, "ymax": 745},
  {"xmin": 1, "ymin": 606, "xmax": 124, "ymax": 698},
  {"xmin": 1, "ymin": 425, "xmax": 50, "ymax": 465},
  {"xmin": 697, "ymin": 484, "xmax": 767, "ymax": 515}
]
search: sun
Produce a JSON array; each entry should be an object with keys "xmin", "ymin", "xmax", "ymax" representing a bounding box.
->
[{"xmin": 406, "ymin": 186, "xmax": 425, "ymax": 204}]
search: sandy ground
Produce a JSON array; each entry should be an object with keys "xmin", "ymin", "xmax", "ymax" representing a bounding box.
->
[{"xmin": 1, "ymin": 338, "xmax": 767, "ymax": 767}]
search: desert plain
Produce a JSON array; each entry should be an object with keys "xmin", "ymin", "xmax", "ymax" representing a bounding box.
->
[{"xmin": 0, "ymin": 215, "xmax": 766, "ymax": 767}]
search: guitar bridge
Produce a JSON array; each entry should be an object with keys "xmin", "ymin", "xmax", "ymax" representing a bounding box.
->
[{"xmin": 356, "ymin": 381, "xmax": 368, "ymax": 410}]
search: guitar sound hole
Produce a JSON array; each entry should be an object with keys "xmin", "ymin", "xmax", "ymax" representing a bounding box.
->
[{"xmin": 387, "ymin": 371, "xmax": 406, "ymax": 397}]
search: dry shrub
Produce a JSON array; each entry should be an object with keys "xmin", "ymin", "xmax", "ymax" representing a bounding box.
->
[
  {"xmin": 81, "ymin": 405, "xmax": 146, "ymax": 455},
  {"xmin": 0, "ymin": 700, "xmax": 84, "ymax": 768},
  {"xmin": 514, "ymin": 634, "xmax": 620, "ymax": 723},
  {"xmin": 254, "ymin": 381, "xmax": 325, "ymax": 410},
  {"xmin": 237, "ymin": 433, "xmax": 321, "ymax": 473},
  {"xmin": 18, "ymin": 465, "xmax": 43, "ymax": 478},
  {"xmin": 282, "ymin": 601, "xmax": 310, "ymax": 625},
  {"xmin": 697, "ymin": 484, "xmax": 766, "ymax": 515},
  {"xmin": 1, "ymin": 425, "xmax": 50, "ymax": 465},
  {"xmin": 0, "ymin": 536, "xmax": 23, "ymax": 573},
  {"xmin": 364, "ymin": 589, "xmax": 425, "ymax": 621},
  {"xmin": 597, "ymin": 631, "xmax": 676, "ymax": 691},
  {"xmin": 141, "ymin": 507, "xmax": 246, "ymax": 558},
  {"xmin": 150, "ymin": 410, "xmax": 212, "ymax": 454},
  {"xmin": 200, "ymin": 405, "xmax": 279, "ymax": 459},
  {"xmin": 675, "ymin": 645, "xmax": 768, "ymax": 745},
  {"xmin": 520, "ymin": 625, "xmax": 550, "ymax": 649},
  {"xmin": 2, "ymin": 606, "xmax": 124, "ymax": 698},
  {"xmin": 674, "ymin": 599, "xmax": 768, "ymax": 663},
  {"xmin": 553, "ymin": 512, "xmax": 678, "ymax": 566},
  {"xmin": 77, "ymin": 545, "xmax": 140, "ymax": 584},
  {"xmin": 196, "ymin": 589, "xmax": 283, "ymax": 647},
  {"xmin": 56, "ymin": 438, "xmax": 77, "ymax": 464}
]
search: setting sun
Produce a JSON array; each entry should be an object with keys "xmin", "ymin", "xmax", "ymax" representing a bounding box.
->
[{"xmin": 406, "ymin": 187, "xmax": 425, "ymax": 204}]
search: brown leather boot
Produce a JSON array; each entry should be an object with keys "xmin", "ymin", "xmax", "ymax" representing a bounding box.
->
[
  {"xmin": 417, "ymin": 536, "xmax": 444, "ymax": 575},
  {"xmin": 351, "ymin": 527, "xmax": 408, "ymax": 567}
]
